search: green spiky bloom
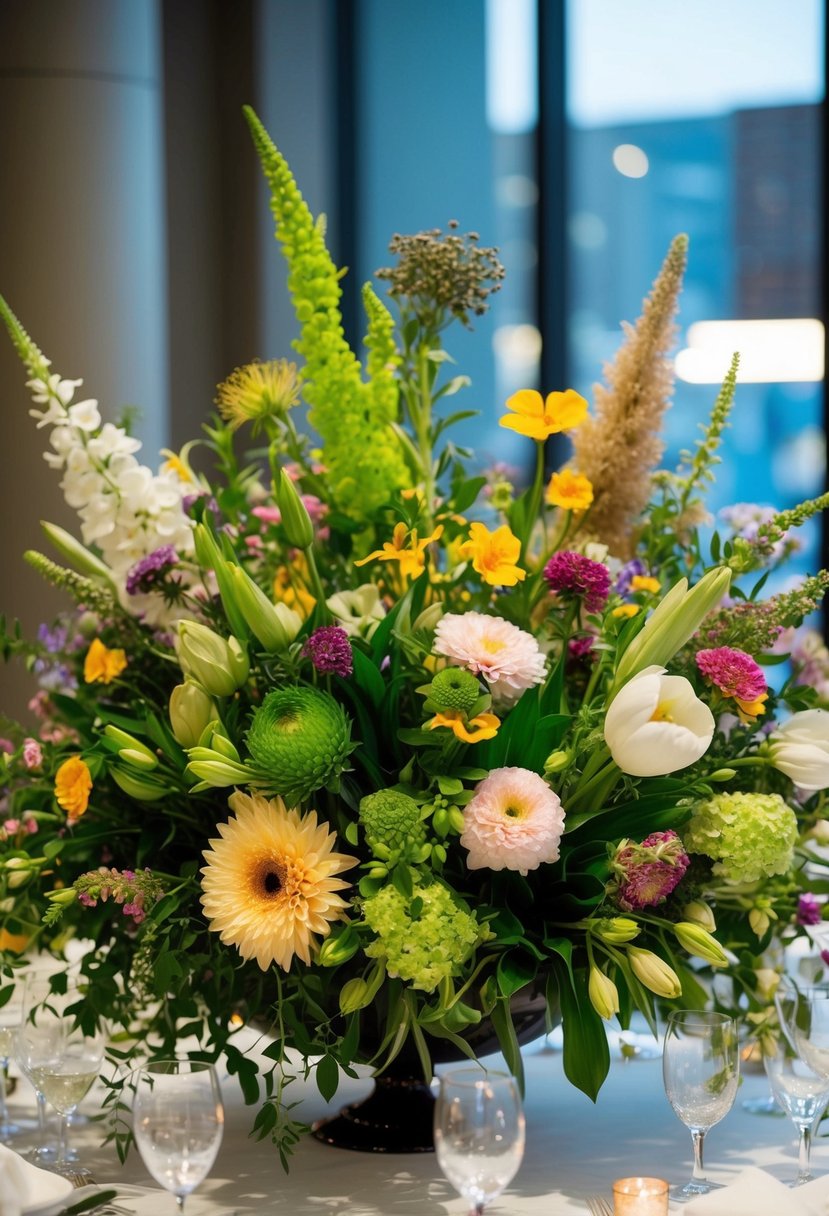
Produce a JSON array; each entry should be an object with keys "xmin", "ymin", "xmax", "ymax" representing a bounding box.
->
[
  {"xmin": 362, "ymin": 882, "xmax": 480, "ymax": 992},
  {"xmin": 245, "ymin": 687, "xmax": 353, "ymax": 805},
  {"xmin": 683, "ymin": 791, "xmax": 798, "ymax": 884},
  {"xmin": 243, "ymin": 107, "xmax": 407, "ymax": 520},
  {"xmin": 24, "ymin": 551, "xmax": 118, "ymax": 616},
  {"xmin": 359, "ymin": 789, "xmax": 425, "ymax": 855},
  {"xmin": 0, "ymin": 293, "xmax": 51, "ymax": 380},
  {"xmin": 427, "ymin": 668, "xmax": 481, "ymax": 713}
]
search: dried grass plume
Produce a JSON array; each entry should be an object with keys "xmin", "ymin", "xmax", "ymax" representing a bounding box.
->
[{"xmin": 571, "ymin": 234, "xmax": 688, "ymax": 557}]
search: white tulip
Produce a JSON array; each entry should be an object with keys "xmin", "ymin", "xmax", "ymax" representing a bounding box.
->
[
  {"xmin": 769, "ymin": 709, "xmax": 829, "ymax": 791},
  {"xmin": 604, "ymin": 665, "xmax": 715, "ymax": 777}
]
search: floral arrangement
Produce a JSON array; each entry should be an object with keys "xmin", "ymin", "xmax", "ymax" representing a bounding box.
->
[{"xmin": 2, "ymin": 107, "xmax": 829, "ymax": 1161}]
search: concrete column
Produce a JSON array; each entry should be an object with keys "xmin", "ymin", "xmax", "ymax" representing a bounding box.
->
[{"xmin": 0, "ymin": 0, "xmax": 168, "ymax": 719}]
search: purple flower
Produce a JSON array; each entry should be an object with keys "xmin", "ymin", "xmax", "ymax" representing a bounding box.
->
[
  {"xmin": 37, "ymin": 623, "xmax": 68, "ymax": 653},
  {"xmin": 125, "ymin": 546, "xmax": 180, "ymax": 596},
  {"xmin": 543, "ymin": 551, "xmax": 611, "ymax": 614},
  {"xmin": 610, "ymin": 830, "xmax": 690, "ymax": 912},
  {"xmin": 302, "ymin": 626, "xmax": 353, "ymax": 677},
  {"xmin": 615, "ymin": 558, "xmax": 646, "ymax": 599},
  {"xmin": 797, "ymin": 893, "xmax": 823, "ymax": 927},
  {"xmin": 182, "ymin": 493, "xmax": 221, "ymax": 523}
]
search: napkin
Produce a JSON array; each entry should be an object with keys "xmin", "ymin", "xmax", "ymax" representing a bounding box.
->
[
  {"xmin": 684, "ymin": 1166, "xmax": 829, "ymax": 1216},
  {"xmin": 0, "ymin": 1143, "xmax": 72, "ymax": 1216}
]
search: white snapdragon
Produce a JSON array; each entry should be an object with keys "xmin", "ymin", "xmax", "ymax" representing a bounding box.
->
[{"xmin": 25, "ymin": 369, "xmax": 195, "ymax": 625}]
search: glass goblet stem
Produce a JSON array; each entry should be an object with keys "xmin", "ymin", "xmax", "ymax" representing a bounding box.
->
[
  {"xmin": 691, "ymin": 1128, "xmax": 707, "ymax": 1183},
  {"xmin": 0, "ymin": 1059, "xmax": 12, "ymax": 1138},
  {"xmin": 795, "ymin": 1121, "xmax": 813, "ymax": 1185}
]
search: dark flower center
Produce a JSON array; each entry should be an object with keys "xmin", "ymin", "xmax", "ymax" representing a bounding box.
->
[{"xmin": 254, "ymin": 858, "xmax": 287, "ymax": 899}]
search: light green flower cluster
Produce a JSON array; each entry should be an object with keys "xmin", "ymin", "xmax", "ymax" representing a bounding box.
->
[
  {"xmin": 684, "ymin": 791, "xmax": 798, "ymax": 884},
  {"xmin": 359, "ymin": 790, "xmax": 426, "ymax": 859},
  {"xmin": 244, "ymin": 107, "xmax": 407, "ymax": 520},
  {"xmin": 362, "ymin": 882, "xmax": 480, "ymax": 992},
  {"xmin": 245, "ymin": 686, "xmax": 354, "ymax": 805}
]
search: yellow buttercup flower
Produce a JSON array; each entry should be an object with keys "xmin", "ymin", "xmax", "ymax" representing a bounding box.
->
[
  {"xmin": 630, "ymin": 575, "xmax": 661, "ymax": 595},
  {"xmin": 546, "ymin": 468, "xmax": 594, "ymax": 512},
  {"xmin": 499, "ymin": 388, "xmax": 588, "ymax": 441},
  {"xmin": 461, "ymin": 522, "xmax": 526, "ymax": 587},
  {"xmin": 54, "ymin": 756, "xmax": 92, "ymax": 820},
  {"xmin": 612, "ymin": 604, "xmax": 640, "ymax": 619},
  {"xmin": 274, "ymin": 555, "xmax": 317, "ymax": 619},
  {"xmin": 83, "ymin": 639, "xmax": 128, "ymax": 684},
  {"xmin": 426, "ymin": 710, "xmax": 500, "ymax": 744},
  {"xmin": 200, "ymin": 790, "xmax": 356, "ymax": 971},
  {"xmin": 355, "ymin": 523, "xmax": 444, "ymax": 580},
  {"xmin": 216, "ymin": 359, "xmax": 300, "ymax": 432}
]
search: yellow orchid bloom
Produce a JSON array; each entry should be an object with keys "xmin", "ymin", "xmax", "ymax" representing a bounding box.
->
[
  {"xmin": 461, "ymin": 521, "xmax": 525, "ymax": 587},
  {"xmin": 355, "ymin": 523, "xmax": 443, "ymax": 580},
  {"xmin": 546, "ymin": 468, "xmax": 594, "ymax": 512},
  {"xmin": 426, "ymin": 710, "xmax": 500, "ymax": 744},
  {"xmin": 83, "ymin": 639, "xmax": 128, "ymax": 684},
  {"xmin": 499, "ymin": 388, "xmax": 588, "ymax": 442}
]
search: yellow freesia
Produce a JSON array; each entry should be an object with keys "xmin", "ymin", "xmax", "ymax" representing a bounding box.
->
[
  {"xmin": 461, "ymin": 522, "xmax": 525, "ymax": 587},
  {"xmin": 545, "ymin": 468, "xmax": 594, "ymax": 512},
  {"xmin": 426, "ymin": 710, "xmax": 500, "ymax": 744},
  {"xmin": 499, "ymin": 388, "xmax": 588, "ymax": 441},
  {"xmin": 612, "ymin": 604, "xmax": 640, "ymax": 619},
  {"xmin": 355, "ymin": 523, "xmax": 443, "ymax": 580},
  {"xmin": 54, "ymin": 755, "xmax": 92, "ymax": 820},
  {"xmin": 630, "ymin": 575, "xmax": 661, "ymax": 595},
  {"xmin": 83, "ymin": 639, "xmax": 128, "ymax": 684},
  {"xmin": 274, "ymin": 560, "xmax": 316, "ymax": 619}
]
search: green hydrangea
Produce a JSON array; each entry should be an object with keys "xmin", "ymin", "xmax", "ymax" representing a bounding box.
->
[
  {"xmin": 427, "ymin": 668, "xmax": 481, "ymax": 713},
  {"xmin": 359, "ymin": 790, "xmax": 425, "ymax": 857},
  {"xmin": 246, "ymin": 686, "xmax": 353, "ymax": 805},
  {"xmin": 683, "ymin": 791, "xmax": 798, "ymax": 884},
  {"xmin": 362, "ymin": 883, "xmax": 480, "ymax": 992}
]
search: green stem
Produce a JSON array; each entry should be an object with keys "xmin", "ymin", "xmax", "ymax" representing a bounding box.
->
[
  {"xmin": 521, "ymin": 441, "xmax": 547, "ymax": 558},
  {"xmin": 414, "ymin": 345, "xmax": 436, "ymax": 532},
  {"xmin": 303, "ymin": 545, "xmax": 331, "ymax": 621},
  {"xmin": 566, "ymin": 758, "xmax": 621, "ymax": 814}
]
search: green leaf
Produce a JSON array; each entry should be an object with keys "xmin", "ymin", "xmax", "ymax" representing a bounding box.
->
[
  {"xmin": 496, "ymin": 950, "xmax": 538, "ymax": 998},
  {"xmin": 349, "ymin": 646, "xmax": 386, "ymax": 709},
  {"xmin": 557, "ymin": 963, "xmax": 610, "ymax": 1102},
  {"xmin": 316, "ymin": 1054, "xmax": 340, "ymax": 1103},
  {"xmin": 451, "ymin": 476, "xmax": 487, "ymax": 513},
  {"xmin": 344, "ymin": 821, "xmax": 359, "ymax": 847},
  {"xmin": 436, "ymin": 775, "xmax": 464, "ymax": 796},
  {"xmin": 489, "ymin": 997, "xmax": 525, "ymax": 1097}
]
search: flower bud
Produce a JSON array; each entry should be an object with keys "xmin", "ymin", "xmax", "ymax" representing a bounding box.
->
[
  {"xmin": 226, "ymin": 564, "xmax": 302, "ymax": 653},
  {"xmin": 588, "ymin": 966, "xmax": 620, "ymax": 1020},
  {"xmin": 593, "ymin": 917, "xmax": 641, "ymax": 944},
  {"xmin": 673, "ymin": 922, "xmax": 729, "ymax": 968},
  {"xmin": 681, "ymin": 900, "xmax": 716, "ymax": 932},
  {"xmin": 754, "ymin": 968, "xmax": 781, "ymax": 1001},
  {"xmin": 412, "ymin": 602, "xmax": 444, "ymax": 633},
  {"xmin": 3, "ymin": 857, "xmax": 33, "ymax": 890},
  {"xmin": 338, "ymin": 977, "xmax": 371, "ymax": 1014},
  {"xmin": 318, "ymin": 925, "xmax": 360, "ymax": 967},
  {"xmin": 103, "ymin": 725, "xmax": 158, "ymax": 769},
  {"xmin": 749, "ymin": 907, "xmax": 772, "ymax": 937},
  {"xmin": 808, "ymin": 818, "xmax": 829, "ymax": 845},
  {"xmin": 185, "ymin": 752, "xmax": 250, "ymax": 790},
  {"xmin": 627, "ymin": 946, "xmax": 682, "ymax": 998},
  {"xmin": 192, "ymin": 524, "xmax": 251, "ymax": 643},
  {"xmin": 110, "ymin": 767, "xmax": 169, "ymax": 802},
  {"xmin": 177, "ymin": 621, "xmax": 249, "ymax": 697},
  {"xmin": 275, "ymin": 466, "xmax": 314, "ymax": 549},
  {"xmin": 708, "ymin": 768, "xmax": 737, "ymax": 782},
  {"xmin": 46, "ymin": 887, "xmax": 78, "ymax": 905},
  {"xmin": 169, "ymin": 682, "xmax": 218, "ymax": 750},
  {"xmin": 543, "ymin": 750, "xmax": 571, "ymax": 775},
  {"xmin": 40, "ymin": 521, "xmax": 116, "ymax": 586}
]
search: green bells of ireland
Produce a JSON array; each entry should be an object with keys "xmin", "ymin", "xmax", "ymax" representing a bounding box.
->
[{"xmin": 245, "ymin": 686, "xmax": 354, "ymax": 804}]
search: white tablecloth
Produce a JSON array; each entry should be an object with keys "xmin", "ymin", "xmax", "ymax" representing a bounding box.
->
[{"xmin": 7, "ymin": 1035, "xmax": 817, "ymax": 1214}]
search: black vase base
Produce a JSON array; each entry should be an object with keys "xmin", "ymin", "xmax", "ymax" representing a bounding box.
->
[{"xmin": 312, "ymin": 1074, "xmax": 436, "ymax": 1153}]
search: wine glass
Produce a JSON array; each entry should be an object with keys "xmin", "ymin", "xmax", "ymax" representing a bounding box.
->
[
  {"xmin": 132, "ymin": 1060, "xmax": 224, "ymax": 1213},
  {"xmin": 434, "ymin": 1067, "xmax": 525, "ymax": 1216},
  {"xmin": 763, "ymin": 1044, "xmax": 829, "ymax": 1185},
  {"xmin": 781, "ymin": 980, "xmax": 829, "ymax": 1080},
  {"xmin": 0, "ymin": 976, "xmax": 27, "ymax": 1142},
  {"xmin": 662, "ymin": 1010, "xmax": 739, "ymax": 1200},
  {"xmin": 16, "ymin": 975, "xmax": 106, "ymax": 1179}
]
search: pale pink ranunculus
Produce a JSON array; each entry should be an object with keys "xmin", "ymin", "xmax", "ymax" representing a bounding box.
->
[
  {"xmin": 22, "ymin": 738, "xmax": 43, "ymax": 770},
  {"xmin": 461, "ymin": 767, "xmax": 565, "ymax": 876},
  {"xmin": 434, "ymin": 612, "xmax": 546, "ymax": 704},
  {"xmin": 251, "ymin": 505, "xmax": 281, "ymax": 524}
]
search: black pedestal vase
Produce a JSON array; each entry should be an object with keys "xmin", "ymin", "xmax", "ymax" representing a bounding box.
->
[{"xmin": 311, "ymin": 991, "xmax": 549, "ymax": 1153}]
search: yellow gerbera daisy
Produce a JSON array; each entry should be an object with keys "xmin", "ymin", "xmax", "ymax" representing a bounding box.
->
[{"xmin": 200, "ymin": 790, "xmax": 357, "ymax": 971}]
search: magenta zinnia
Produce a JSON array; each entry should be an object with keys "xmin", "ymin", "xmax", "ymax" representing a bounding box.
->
[
  {"xmin": 543, "ymin": 550, "xmax": 611, "ymax": 614},
  {"xmin": 695, "ymin": 646, "xmax": 767, "ymax": 720},
  {"xmin": 609, "ymin": 830, "xmax": 690, "ymax": 912}
]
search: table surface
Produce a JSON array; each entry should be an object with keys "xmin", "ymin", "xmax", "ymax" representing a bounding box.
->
[{"xmin": 7, "ymin": 1031, "xmax": 816, "ymax": 1215}]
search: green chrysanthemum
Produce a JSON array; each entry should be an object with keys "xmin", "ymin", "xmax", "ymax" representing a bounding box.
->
[
  {"xmin": 359, "ymin": 790, "xmax": 425, "ymax": 857},
  {"xmin": 427, "ymin": 668, "xmax": 481, "ymax": 713},
  {"xmin": 683, "ymin": 791, "xmax": 797, "ymax": 884},
  {"xmin": 246, "ymin": 687, "xmax": 353, "ymax": 805},
  {"xmin": 362, "ymin": 882, "xmax": 480, "ymax": 992}
]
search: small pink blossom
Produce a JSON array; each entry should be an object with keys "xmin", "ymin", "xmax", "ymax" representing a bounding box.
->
[
  {"xmin": 3, "ymin": 819, "xmax": 20, "ymax": 834},
  {"xmin": 0, "ymin": 739, "xmax": 13, "ymax": 755},
  {"xmin": 797, "ymin": 893, "xmax": 823, "ymax": 927},
  {"xmin": 301, "ymin": 494, "xmax": 328, "ymax": 524},
  {"xmin": 252, "ymin": 505, "xmax": 281, "ymax": 524},
  {"xmin": 461, "ymin": 767, "xmax": 565, "ymax": 875},
  {"xmin": 244, "ymin": 534, "xmax": 264, "ymax": 551},
  {"xmin": 22, "ymin": 738, "xmax": 43, "ymax": 770}
]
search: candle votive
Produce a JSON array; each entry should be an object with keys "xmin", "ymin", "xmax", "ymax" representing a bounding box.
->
[{"xmin": 612, "ymin": 1176, "xmax": 669, "ymax": 1216}]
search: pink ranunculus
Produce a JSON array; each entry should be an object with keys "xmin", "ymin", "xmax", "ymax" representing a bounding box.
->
[
  {"xmin": 22, "ymin": 738, "xmax": 43, "ymax": 770},
  {"xmin": 252, "ymin": 505, "xmax": 282, "ymax": 524}
]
